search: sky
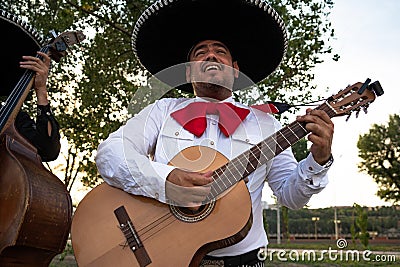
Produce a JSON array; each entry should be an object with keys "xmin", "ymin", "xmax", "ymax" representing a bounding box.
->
[
  {"xmin": 68, "ymin": 0, "xmax": 400, "ymax": 209},
  {"xmin": 263, "ymin": 0, "xmax": 400, "ymax": 208}
]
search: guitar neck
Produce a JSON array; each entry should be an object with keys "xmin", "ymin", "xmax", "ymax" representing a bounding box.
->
[{"xmin": 207, "ymin": 102, "xmax": 336, "ymax": 200}]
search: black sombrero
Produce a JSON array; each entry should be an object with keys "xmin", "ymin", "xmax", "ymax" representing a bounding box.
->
[
  {"xmin": 132, "ymin": 0, "xmax": 288, "ymax": 93},
  {"xmin": 0, "ymin": 9, "xmax": 44, "ymax": 96}
]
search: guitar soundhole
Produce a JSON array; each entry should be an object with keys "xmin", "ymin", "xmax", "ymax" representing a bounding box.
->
[{"xmin": 169, "ymin": 200, "xmax": 215, "ymax": 223}]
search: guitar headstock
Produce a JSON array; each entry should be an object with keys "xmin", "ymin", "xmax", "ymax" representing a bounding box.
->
[
  {"xmin": 327, "ymin": 79, "xmax": 384, "ymax": 120},
  {"xmin": 46, "ymin": 30, "xmax": 86, "ymax": 62}
]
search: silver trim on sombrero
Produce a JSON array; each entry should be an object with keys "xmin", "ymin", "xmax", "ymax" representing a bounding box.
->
[
  {"xmin": 131, "ymin": 0, "xmax": 288, "ymax": 73},
  {"xmin": 0, "ymin": 8, "xmax": 45, "ymax": 47}
]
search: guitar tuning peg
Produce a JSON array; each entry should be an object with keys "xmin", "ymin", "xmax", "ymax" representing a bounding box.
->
[
  {"xmin": 363, "ymin": 106, "xmax": 368, "ymax": 114},
  {"xmin": 355, "ymin": 109, "xmax": 361, "ymax": 118},
  {"xmin": 346, "ymin": 113, "xmax": 352, "ymax": 122},
  {"xmin": 369, "ymin": 81, "xmax": 384, "ymax": 96}
]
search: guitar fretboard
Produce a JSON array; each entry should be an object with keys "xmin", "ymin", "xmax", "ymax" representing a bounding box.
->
[{"xmin": 206, "ymin": 102, "xmax": 336, "ymax": 201}]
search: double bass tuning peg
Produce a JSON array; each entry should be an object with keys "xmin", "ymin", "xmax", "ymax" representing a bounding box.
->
[{"xmin": 49, "ymin": 29, "xmax": 58, "ymax": 38}]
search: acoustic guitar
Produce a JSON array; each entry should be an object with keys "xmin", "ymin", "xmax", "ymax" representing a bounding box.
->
[{"xmin": 71, "ymin": 80, "xmax": 383, "ymax": 267}]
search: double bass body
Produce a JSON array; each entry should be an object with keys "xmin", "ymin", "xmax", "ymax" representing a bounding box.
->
[
  {"xmin": 0, "ymin": 126, "xmax": 72, "ymax": 266},
  {"xmin": 0, "ymin": 10, "xmax": 85, "ymax": 266}
]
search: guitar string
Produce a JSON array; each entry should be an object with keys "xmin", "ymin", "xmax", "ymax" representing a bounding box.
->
[
  {"xmin": 141, "ymin": 216, "xmax": 177, "ymax": 243},
  {"xmin": 134, "ymin": 157, "xmax": 260, "ymax": 241},
  {"xmin": 0, "ymin": 70, "xmax": 31, "ymax": 126},
  {"xmin": 1, "ymin": 46, "xmax": 49, "ymax": 128},
  {"xmin": 135, "ymin": 211, "xmax": 175, "ymax": 236},
  {"xmin": 5, "ymin": 46, "xmax": 48, "ymax": 110},
  {"xmin": 129, "ymin": 105, "xmax": 335, "ymax": 242},
  {"xmin": 136, "ymin": 212, "xmax": 177, "ymax": 242},
  {"xmin": 205, "ymin": 120, "xmax": 312, "ymax": 197}
]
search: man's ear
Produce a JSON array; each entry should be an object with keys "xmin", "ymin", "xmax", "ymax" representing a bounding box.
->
[
  {"xmin": 233, "ymin": 61, "xmax": 240, "ymax": 78},
  {"xmin": 185, "ymin": 64, "xmax": 191, "ymax": 82}
]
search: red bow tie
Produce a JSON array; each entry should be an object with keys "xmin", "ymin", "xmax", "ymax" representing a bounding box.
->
[{"xmin": 170, "ymin": 102, "xmax": 250, "ymax": 137}]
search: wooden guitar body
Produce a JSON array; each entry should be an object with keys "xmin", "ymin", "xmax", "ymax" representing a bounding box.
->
[
  {"xmin": 72, "ymin": 146, "xmax": 253, "ymax": 267},
  {"xmin": 72, "ymin": 80, "xmax": 384, "ymax": 266}
]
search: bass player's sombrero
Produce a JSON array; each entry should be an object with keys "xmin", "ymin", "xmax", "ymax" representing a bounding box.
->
[
  {"xmin": 0, "ymin": 9, "xmax": 44, "ymax": 96},
  {"xmin": 132, "ymin": 0, "xmax": 288, "ymax": 93}
]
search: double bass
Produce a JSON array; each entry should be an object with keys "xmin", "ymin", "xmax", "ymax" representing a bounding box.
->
[{"xmin": 0, "ymin": 10, "xmax": 85, "ymax": 266}]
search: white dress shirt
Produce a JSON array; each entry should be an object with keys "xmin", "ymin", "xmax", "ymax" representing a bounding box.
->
[{"xmin": 95, "ymin": 96, "xmax": 330, "ymax": 257}]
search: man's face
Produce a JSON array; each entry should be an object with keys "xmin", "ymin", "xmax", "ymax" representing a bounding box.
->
[{"xmin": 186, "ymin": 40, "xmax": 239, "ymax": 98}]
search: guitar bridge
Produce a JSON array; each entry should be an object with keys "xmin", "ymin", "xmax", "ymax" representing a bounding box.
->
[{"xmin": 114, "ymin": 206, "xmax": 151, "ymax": 267}]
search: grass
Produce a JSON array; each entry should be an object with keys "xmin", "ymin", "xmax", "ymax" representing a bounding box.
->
[{"xmin": 50, "ymin": 242, "xmax": 77, "ymax": 267}]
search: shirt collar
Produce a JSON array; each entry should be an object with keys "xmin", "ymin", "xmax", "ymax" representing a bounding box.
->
[{"xmin": 195, "ymin": 96, "xmax": 234, "ymax": 103}]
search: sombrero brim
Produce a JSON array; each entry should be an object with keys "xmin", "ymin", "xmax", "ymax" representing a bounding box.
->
[
  {"xmin": 132, "ymin": 0, "xmax": 287, "ymax": 93},
  {"xmin": 0, "ymin": 9, "xmax": 44, "ymax": 96}
]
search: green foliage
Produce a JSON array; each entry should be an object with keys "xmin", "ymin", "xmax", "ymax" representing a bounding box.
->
[
  {"xmin": 350, "ymin": 221, "xmax": 357, "ymax": 245},
  {"xmin": 292, "ymin": 138, "xmax": 309, "ymax": 162},
  {"xmin": 349, "ymin": 207, "xmax": 357, "ymax": 245},
  {"xmin": 281, "ymin": 205, "xmax": 290, "ymax": 242},
  {"xmin": 353, "ymin": 203, "xmax": 370, "ymax": 248},
  {"xmin": 1, "ymin": 0, "xmax": 337, "ymax": 190},
  {"xmin": 357, "ymin": 114, "xmax": 400, "ymax": 204},
  {"xmin": 1, "ymin": 0, "xmax": 150, "ymax": 190},
  {"xmin": 264, "ymin": 206, "xmax": 400, "ymax": 239}
]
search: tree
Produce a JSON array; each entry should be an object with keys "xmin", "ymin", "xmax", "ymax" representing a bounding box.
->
[
  {"xmin": 1, "ymin": 0, "xmax": 337, "ymax": 191},
  {"xmin": 1, "ymin": 0, "xmax": 150, "ymax": 192},
  {"xmin": 292, "ymin": 138, "xmax": 309, "ymax": 162},
  {"xmin": 357, "ymin": 114, "xmax": 400, "ymax": 204},
  {"xmin": 235, "ymin": 0, "xmax": 337, "ymax": 113},
  {"xmin": 281, "ymin": 206, "xmax": 290, "ymax": 242},
  {"xmin": 353, "ymin": 203, "xmax": 370, "ymax": 248}
]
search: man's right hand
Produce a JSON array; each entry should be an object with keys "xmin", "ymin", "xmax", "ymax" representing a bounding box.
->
[{"xmin": 166, "ymin": 168, "xmax": 213, "ymax": 207}]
